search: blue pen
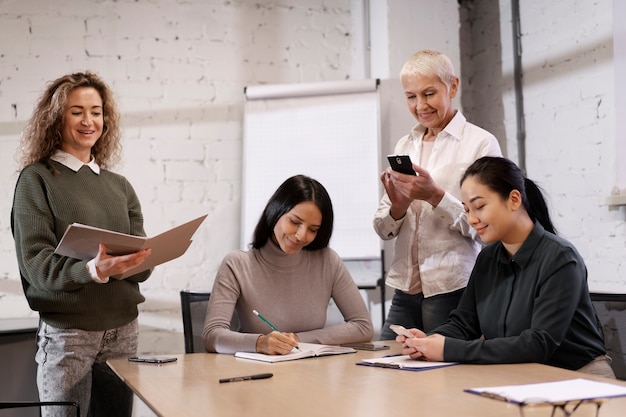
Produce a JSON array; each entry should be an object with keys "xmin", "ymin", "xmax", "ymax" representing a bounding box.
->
[{"xmin": 253, "ymin": 309, "xmax": 301, "ymax": 351}]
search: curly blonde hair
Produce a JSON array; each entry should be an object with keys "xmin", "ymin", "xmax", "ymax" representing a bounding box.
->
[{"xmin": 17, "ymin": 71, "xmax": 122, "ymax": 171}]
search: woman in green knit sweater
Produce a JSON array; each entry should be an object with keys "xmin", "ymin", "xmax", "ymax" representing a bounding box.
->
[{"xmin": 11, "ymin": 72, "xmax": 152, "ymax": 417}]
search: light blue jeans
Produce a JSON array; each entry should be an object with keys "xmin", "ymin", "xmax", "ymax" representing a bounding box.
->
[
  {"xmin": 380, "ymin": 288, "xmax": 464, "ymax": 341},
  {"xmin": 36, "ymin": 319, "xmax": 138, "ymax": 417}
]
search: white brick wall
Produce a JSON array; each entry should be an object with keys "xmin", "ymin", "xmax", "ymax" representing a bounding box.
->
[
  {"xmin": 459, "ymin": 0, "xmax": 623, "ymax": 293},
  {"xmin": 0, "ymin": 0, "xmax": 353, "ymax": 346},
  {"xmin": 514, "ymin": 0, "xmax": 624, "ymax": 292}
]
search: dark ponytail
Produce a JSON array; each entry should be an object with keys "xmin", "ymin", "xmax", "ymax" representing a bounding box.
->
[
  {"xmin": 460, "ymin": 157, "xmax": 556, "ymax": 234},
  {"xmin": 523, "ymin": 177, "xmax": 556, "ymax": 234}
]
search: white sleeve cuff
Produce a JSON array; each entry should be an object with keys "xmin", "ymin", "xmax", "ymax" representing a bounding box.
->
[{"xmin": 86, "ymin": 259, "xmax": 110, "ymax": 284}]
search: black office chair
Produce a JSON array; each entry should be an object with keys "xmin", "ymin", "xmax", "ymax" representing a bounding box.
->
[
  {"xmin": 590, "ymin": 292, "xmax": 626, "ymax": 380},
  {"xmin": 0, "ymin": 401, "xmax": 80, "ymax": 417},
  {"xmin": 180, "ymin": 289, "xmax": 212, "ymax": 354},
  {"xmin": 180, "ymin": 289, "xmax": 241, "ymax": 353}
]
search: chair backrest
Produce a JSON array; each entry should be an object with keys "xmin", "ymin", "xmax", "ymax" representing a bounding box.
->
[
  {"xmin": 0, "ymin": 401, "xmax": 79, "ymax": 417},
  {"xmin": 180, "ymin": 289, "xmax": 212, "ymax": 353},
  {"xmin": 590, "ymin": 292, "xmax": 626, "ymax": 380}
]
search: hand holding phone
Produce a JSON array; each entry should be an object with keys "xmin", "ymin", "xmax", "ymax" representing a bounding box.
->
[
  {"xmin": 389, "ymin": 324, "xmax": 415, "ymax": 339},
  {"xmin": 387, "ymin": 155, "xmax": 417, "ymax": 176}
]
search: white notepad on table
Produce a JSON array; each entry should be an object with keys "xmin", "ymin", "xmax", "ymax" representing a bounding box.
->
[
  {"xmin": 234, "ymin": 342, "xmax": 356, "ymax": 363},
  {"xmin": 357, "ymin": 354, "xmax": 458, "ymax": 371},
  {"xmin": 465, "ymin": 378, "xmax": 626, "ymax": 405}
]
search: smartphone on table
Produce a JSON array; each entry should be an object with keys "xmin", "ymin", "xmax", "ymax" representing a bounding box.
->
[
  {"xmin": 387, "ymin": 155, "xmax": 417, "ymax": 176},
  {"xmin": 389, "ymin": 324, "xmax": 415, "ymax": 339},
  {"xmin": 128, "ymin": 356, "xmax": 178, "ymax": 364},
  {"xmin": 340, "ymin": 342, "xmax": 390, "ymax": 351}
]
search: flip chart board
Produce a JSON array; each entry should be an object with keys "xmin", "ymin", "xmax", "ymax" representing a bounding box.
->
[{"xmin": 242, "ymin": 79, "xmax": 381, "ymax": 260}]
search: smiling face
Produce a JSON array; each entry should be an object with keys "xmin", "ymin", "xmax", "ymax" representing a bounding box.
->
[
  {"xmin": 60, "ymin": 86, "xmax": 104, "ymax": 162},
  {"xmin": 272, "ymin": 201, "xmax": 322, "ymax": 254},
  {"xmin": 461, "ymin": 176, "xmax": 520, "ymax": 244},
  {"xmin": 401, "ymin": 72, "xmax": 458, "ymax": 132}
]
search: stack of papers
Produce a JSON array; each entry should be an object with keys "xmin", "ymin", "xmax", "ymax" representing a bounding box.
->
[{"xmin": 465, "ymin": 378, "xmax": 626, "ymax": 404}]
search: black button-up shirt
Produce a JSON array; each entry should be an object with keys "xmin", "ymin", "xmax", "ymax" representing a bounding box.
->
[{"xmin": 436, "ymin": 222, "xmax": 606, "ymax": 370}]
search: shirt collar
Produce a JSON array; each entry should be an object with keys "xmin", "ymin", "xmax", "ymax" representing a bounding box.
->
[
  {"xmin": 51, "ymin": 150, "xmax": 100, "ymax": 174},
  {"xmin": 442, "ymin": 110, "xmax": 466, "ymax": 140},
  {"xmin": 496, "ymin": 221, "xmax": 545, "ymax": 268},
  {"xmin": 409, "ymin": 110, "xmax": 466, "ymax": 142}
]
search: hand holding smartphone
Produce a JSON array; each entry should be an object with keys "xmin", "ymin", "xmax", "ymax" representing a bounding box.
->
[
  {"xmin": 387, "ymin": 155, "xmax": 417, "ymax": 176},
  {"xmin": 389, "ymin": 324, "xmax": 415, "ymax": 339}
]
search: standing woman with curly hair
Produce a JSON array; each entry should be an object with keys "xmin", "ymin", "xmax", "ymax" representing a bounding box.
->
[{"xmin": 11, "ymin": 72, "xmax": 152, "ymax": 417}]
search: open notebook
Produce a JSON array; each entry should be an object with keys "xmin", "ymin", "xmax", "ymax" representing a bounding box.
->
[{"xmin": 234, "ymin": 342, "xmax": 356, "ymax": 363}]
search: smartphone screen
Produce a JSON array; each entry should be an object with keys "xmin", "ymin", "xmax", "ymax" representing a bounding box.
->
[
  {"xmin": 128, "ymin": 356, "xmax": 177, "ymax": 364},
  {"xmin": 387, "ymin": 155, "xmax": 417, "ymax": 176}
]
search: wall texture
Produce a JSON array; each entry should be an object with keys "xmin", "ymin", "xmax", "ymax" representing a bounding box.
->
[
  {"xmin": 515, "ymin": 1, "xmax": 624, "ymax": 293},
  {"xmin": 459, "ymin": 0, "xmax": 624, "ymax": 294}
]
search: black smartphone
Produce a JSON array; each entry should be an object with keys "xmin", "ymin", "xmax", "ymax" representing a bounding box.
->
[
  {"xmin": 128, "ymin": 356, "xmax": 178, "ymax": 364},
  {"xmin": 340, "ymin": 342, "xmax": 391, "ymax": 351},
  {"xmin": 387, "ymin": 155, "xmax": 416, "ymax": 175}
]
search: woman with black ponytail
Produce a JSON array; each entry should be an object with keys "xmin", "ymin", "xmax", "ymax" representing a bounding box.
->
[{"xmin": 395, "ymin": 157, "xmax": 614, "ymax": 377}]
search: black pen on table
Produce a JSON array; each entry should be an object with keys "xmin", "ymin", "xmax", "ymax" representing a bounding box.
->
[
  {"xmin": 253, "ymin": 309, "xmax": 301, "ymax": 351},
  {"xmin": 219, "ymin": 373, "xmax": 273, "ymax": 383}
]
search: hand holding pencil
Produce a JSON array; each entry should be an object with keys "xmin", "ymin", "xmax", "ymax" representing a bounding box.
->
[{"xmin": 253, "ymin": 309, "xmax": 301, "ymax": 355}]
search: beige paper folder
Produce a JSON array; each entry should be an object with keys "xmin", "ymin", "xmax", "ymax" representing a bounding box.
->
[{"xmin": 54, "ymin": 214, "xmax": 207, "ymax": 278}]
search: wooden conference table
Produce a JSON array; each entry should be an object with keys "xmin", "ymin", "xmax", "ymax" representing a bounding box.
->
[{"xmin": 107, "ymin": 342, "xmax": 626, "ymax": 417}]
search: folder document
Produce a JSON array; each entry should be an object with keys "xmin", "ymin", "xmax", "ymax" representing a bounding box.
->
[
  {"xmin": 465, "ymin": 378, "xmax": 626, "ymax": 405},
  {"xmin": 54, "ymin": 214, "xmax": 207, "ymax": 278}
]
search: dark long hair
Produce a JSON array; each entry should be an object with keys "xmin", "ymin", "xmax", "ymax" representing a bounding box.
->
[
  {"xmin": 251, "ymin": 175, "xmax": 334, "ymax": 250},
  {"xmin": 460, "ymin": 156, "xmax": 556, "ymax": 234}
]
